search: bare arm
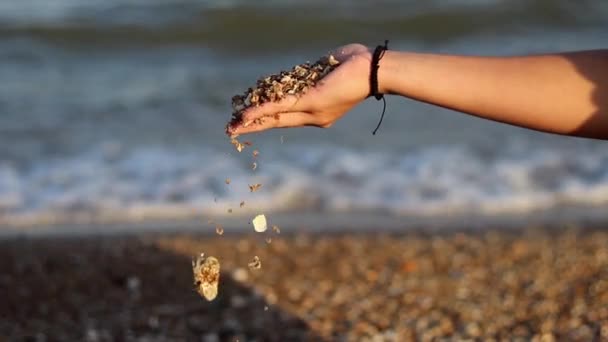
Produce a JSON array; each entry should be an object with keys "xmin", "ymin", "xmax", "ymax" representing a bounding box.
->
[
  {"xmin": 379, "ymin": 50, "xmax": 608, "ymax": 138},
  {"xmin": 227, "ymin": 44, "xmax": 608, "ymax": 140}
]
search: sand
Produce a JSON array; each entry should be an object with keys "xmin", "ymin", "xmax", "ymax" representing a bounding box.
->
[{"xmin": 1, "ymin": 227, "xmax": 607, "ymax": 341}]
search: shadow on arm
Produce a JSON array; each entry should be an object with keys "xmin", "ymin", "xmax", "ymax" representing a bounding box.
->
[{"xmin": 565, "ymin": 50, "xmax": 608, "ymax": 139}]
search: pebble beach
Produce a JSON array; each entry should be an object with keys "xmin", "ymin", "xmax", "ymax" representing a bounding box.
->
[
  {"xmin": 2, "ymin": 2, "xmax": 608, "ymax": 342},
  {"xmin": 2, "ymin": 227, "xmax": 607, "ymax": 341}
]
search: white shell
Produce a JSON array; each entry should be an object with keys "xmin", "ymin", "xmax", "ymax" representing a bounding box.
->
[{"xmin": 252, "ymin": 214, "xmax": 267, "ymax": 232}]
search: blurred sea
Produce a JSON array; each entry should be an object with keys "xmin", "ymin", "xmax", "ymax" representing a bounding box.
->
[{"xmin": 1, "ymin": 0, "xmax": 608, "ymax": 227}]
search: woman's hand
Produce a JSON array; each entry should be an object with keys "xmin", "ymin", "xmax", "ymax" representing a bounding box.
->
[{"xmin": 227, "ymin": 44, "xmax": 372, "ymax": 137}]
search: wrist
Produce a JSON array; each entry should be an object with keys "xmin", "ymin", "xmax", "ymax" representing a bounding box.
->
[{"xmin": 377, "ymin": 50, "xmax": 397, "ymax": 94}]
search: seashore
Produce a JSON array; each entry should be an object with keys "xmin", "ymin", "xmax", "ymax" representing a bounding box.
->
[{"xmin": 1, "ymin": 225, "xmax": 607, "ymax": 341}]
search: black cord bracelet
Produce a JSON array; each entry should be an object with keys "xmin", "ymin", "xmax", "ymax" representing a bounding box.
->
[{"xmin": 370, "ymin": 40, "xmax": 389, "ymax": 135}]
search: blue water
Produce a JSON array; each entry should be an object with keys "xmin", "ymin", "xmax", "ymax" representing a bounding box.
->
[{"xmin": 0, "ymin": 0, "xmax": 607, "ymax": 227}]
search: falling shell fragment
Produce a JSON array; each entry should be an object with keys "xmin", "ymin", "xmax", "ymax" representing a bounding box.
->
[
  {"xmin": 249, "ymin": 183, "xmax": 262, "ymax": 192},
  {"xmin": 252, "ymin": 214, "xmax": 267, "ymax": 233},
  {"xmin": 240, "ymin": 201, "xmax": 245, "ymax": 208},
  {"xmin": 215, "ymin": 224, "xmax": 224, "ymax": 235},
  {"xmin": 272, "ymin": 225, "xmax": 281, "ymax": 234},
  {"xmin": 251, "ymin": 162, "xmax": 257, "ymax": 171},
  {"xmin": 192, "ymin": 253, "xmax": 220, "ymax": 301},
  {"xmin": 248, "ymin": 256, "xmax": 262, "ymax": 270},
  {"xmin": 231, "ymin": 138, "xmax": 245, "ymax": 152}
]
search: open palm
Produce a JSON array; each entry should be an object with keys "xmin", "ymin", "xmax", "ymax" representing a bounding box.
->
[{"xmin": 227, "ymin": 44, "xmax": 372, "ymax": 137}]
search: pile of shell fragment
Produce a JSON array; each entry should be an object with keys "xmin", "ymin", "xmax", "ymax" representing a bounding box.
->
[{"xmin": 227, "ymin": 54, "xmax": 340, "ymax": 131}]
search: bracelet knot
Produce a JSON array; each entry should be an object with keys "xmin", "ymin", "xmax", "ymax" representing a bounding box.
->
[{"xmin": 370, "ymin": 40, "xmax": 389, "ymax": 135}]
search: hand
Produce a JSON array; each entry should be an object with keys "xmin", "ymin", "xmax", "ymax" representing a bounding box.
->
[{"xmin": 227, "ymin": 44, "xmax": 373, "ymax": 136}]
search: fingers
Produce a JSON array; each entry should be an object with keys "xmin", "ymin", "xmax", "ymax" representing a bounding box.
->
[
  {"xmin": 230, "ymin": 111, "xmax": 318, "ymax": 136},
  {"xmin": 239, "ymin": 96, "xmax": 301, "ymax": 127}
]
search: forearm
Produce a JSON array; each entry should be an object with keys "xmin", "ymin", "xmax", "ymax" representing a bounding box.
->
[{"xmin": 378, "ymin": 50, "xmax": 608, "ymax": 139}]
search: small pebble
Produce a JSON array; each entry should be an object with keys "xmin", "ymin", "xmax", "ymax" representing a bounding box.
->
[{"xmin": 232, "ymin": 268, "xmax": 248, "ymax": 282}]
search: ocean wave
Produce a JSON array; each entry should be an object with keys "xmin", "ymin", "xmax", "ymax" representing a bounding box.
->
[
  {"xmin": 1, "ymin": 141, "xmax": 608, "ymax": 226},
  {"xmin": 0, "ymin": 1, "xmax": 605, "ymax": 50}
]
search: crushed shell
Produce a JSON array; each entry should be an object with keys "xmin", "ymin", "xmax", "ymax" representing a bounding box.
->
[
  {"xmin": 249, "ymin": 184, "xmax": 262, "ymax": 192},
  {"xmin": 227, "ymin": 54, "xmax": 340, "ymax": 133},
  {"xmin": 192, "ymin": 253, "xmax": 220, "ymax": 301},
  {"xmin": 248, "ymin": 256, "xmax": 262, "ymax": 270}
]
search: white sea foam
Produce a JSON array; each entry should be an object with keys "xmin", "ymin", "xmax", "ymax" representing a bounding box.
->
[{"xmin": 1, "ymin": 141, "xmax": 608, "ymax": 227}]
